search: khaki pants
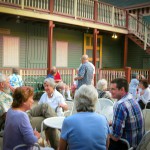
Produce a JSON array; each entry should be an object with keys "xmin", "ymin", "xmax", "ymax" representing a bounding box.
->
[{"xmin": 27, "ymin": 103, "xmax": 59, "ymax": 150}]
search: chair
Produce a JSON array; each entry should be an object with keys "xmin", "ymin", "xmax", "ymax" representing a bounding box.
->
[
  {"xmin": 95, "ymin": 98, "xmax": 114, "ymax": 122},
  {"xmin": 119, "ymin": 138, "xmax": 133, "ymax": 150},
  {"xmin": 13, "ymin": 143, "xmax": 40, "ymax": 150},
  {"xmin": 142, "ymin": 109, "xmax": 150, "ymax": 131},
  {"xmin": 24, "ymin": 77, "xmax": 38, "ymax": 92},
  {"xmin": 109, "ymin": 138, "xmax": 133, "ymax": 150},
  {"xmin": 64, "ymin": 101, "xmax": 74, "ymax": 117},
  {"xmin": 136, "ymin": 130, "xmax": 150, "ymax": 150},
  {"xmin": 36, "ymin": 76, "xmax": 45, "ymax": 91}
]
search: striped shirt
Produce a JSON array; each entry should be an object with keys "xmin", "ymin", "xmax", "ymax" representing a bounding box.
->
[{"xmin": 112, "ymin": 93, "xmax": 144, "ymax": 148}]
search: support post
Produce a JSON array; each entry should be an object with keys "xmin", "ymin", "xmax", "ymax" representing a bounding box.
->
[
  {"xmin": 125, "ymin": 67, "xmax": 131, "ymax": 83},
  {"xmin": 47, "ymin": 21, "xmax": 55, "ymax": 75},
  {"xmin": 93, "ymin": 28, "xmax": 99, "ymax": 86},
  {"xmin": 124, "ymin": 35, "xmax": 128, "ymax": 68}
]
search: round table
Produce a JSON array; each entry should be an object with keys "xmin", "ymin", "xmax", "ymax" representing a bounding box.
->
[{"xmin": 43, "ymin": 117, "xmax": 65, "ymax": 130}]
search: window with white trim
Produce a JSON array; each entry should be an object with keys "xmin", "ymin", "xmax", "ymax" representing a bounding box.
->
[
  {"xmin": 3, "ymin": 36, "xmax": 19, "ymax": 67},
  {"xmin": 56, "ymin": 41, "xmax": 68, "ymax": 67}
]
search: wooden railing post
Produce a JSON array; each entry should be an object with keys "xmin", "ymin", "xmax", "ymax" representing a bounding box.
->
[
  {"xmin": 74, "ymin": 0, "xmax": 77, "ymax": 19},
  {"xmin": 94, "ymin": 0, "xmax": 98, "ymax": 23},
  {"xmin": 144, "ymin": 26, "xmax": 147, "ymax": 50},
  {"xmin": 111, "ymin": 6, "xmax": 114, "ymax": 26},
  {"xmin": 50, "ymin": 0, "xmax": 54, "ymax": 14},
  {"xmin": 126, "ymin": 11, "xmax": 128, "ymax": 29},
  {"xmin": 21, "ymin": 0, "xmax": 24, "ymax": 9},
  {"xmin": 124, "ymin": 67, "xmax": 131, "ymax": 83}
]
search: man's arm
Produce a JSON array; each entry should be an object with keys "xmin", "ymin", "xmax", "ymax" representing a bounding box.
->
[
  {"xmin": 74, "ymin": 76, "xmax": 83, "ymax": 81},
  {"xmin": 59, "ymin": 138, "xmax": 67, "ymax": 150}
]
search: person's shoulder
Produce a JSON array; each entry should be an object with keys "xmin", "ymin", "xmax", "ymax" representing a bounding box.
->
[
  {"xmin": 40, "ymin": 92, "xmax": 47, "ymax": 99},
  {"xmin": 54, "ymin": 89, "xmax": 63, "ymax": 97}
]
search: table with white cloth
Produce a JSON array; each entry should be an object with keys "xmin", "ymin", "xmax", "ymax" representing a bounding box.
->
[{"xmin": 41, "ymin": 117, "xmax": 65, "ymax": 134}]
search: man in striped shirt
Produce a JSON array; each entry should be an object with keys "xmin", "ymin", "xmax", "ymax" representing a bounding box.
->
[{"xmin": 109, "ymin": 78, "xmax": 144, "ymax": 150}]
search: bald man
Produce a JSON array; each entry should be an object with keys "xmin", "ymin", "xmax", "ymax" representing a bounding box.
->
[{"xmin": 74, "ymin": 55, "xmax": 94, "ymax": 89}]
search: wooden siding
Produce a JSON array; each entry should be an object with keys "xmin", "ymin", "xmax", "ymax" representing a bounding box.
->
[
  {"xmin": 102, "ymin": 35, "xmax": 124, "ymax": 68},
  {"xmin": 53, "ymin": 28, "xmax": 83, "ymax": 68},
  {"xmin": 27, "ymin": 24, "xmax": 48, "ymax": 68},
  {"xmin": 127, "ymin": 39, "xmax": 150, "ymax": 68}
]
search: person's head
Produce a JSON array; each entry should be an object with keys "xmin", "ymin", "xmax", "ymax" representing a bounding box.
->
[
  {"xmin": 139, "ymin": 79, "xmax": 149, "ymax": 90},
  {"xmin": 44, "ymin": 78, "xmax": 56, "ymax": 95},
  {"xmin": 110, "ymin": 78, "xmax": 128, "ymax": 100},
  {"xmin": 97, "ymin": 79, "xmax": 108, "ymax": 91},
  {"xmin": 12, "ymin": 68, "xmax": 19, "ymax": 75},
  {"xmin": 81, "ymin": 54, "xmax": 89, "ymax": 64},
  {"xmin": 132, "ymin": 73, "xmax": 139, "ymax": 79},
  {"xmin": 0, "ymin": 73, "xmax": 10, "ymax": 93},
  {"xmin": 12, "ymin": 86, "xmax": 34, "ymax": 111},
  {"xmin": 50, "ymin": 66, "xmax": 57, "ymax": 75},
  {"xmin": 56, "ymin": 82, "xmax": 65, "ymax": 94},
  {"xmin": 75, "ymin": 84, "xmax": 98, "ymax": 112}
]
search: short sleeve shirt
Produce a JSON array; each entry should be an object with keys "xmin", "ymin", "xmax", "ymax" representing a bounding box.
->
[
  {"xmin": 38, "ymin": 89, "xmax": 66, "ymax": 110},
  {"xmin": 0, "ymin": 91, "xmax": 13, "ymax": 117},
  {"xmin": 77, "ymin": 62, "xmax": 94, "ymax": 89},
  {"xmin": 9, "ymin": 74, "xmax": 23, "ymax": 88}
]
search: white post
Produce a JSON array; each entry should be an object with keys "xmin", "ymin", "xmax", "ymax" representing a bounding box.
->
[
  {"xmin": 74, "ymin": 0, "xmax": 77, "ymax": 19},
  {"xmin": 144, "ymin": 26, "xmax": 147, "ymax": 50},
  {"xmin": 21, "ymin": 0, "xmax": 24, "ymax": 9},
  {"xmin": 111, "ymin": 6, "xmax": 114, "ymax": 26}
]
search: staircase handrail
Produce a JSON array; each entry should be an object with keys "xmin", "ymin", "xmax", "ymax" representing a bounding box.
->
[{"xmin": 128, "ymin": 13, "xmax": 150, "ymax": 49}]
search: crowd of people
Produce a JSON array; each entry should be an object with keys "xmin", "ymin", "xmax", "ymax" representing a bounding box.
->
[{"xmin": 0, "ymin": 54, "xmax": 150, "ymax": 150}]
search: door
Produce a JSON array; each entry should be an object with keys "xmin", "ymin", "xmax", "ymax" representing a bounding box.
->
[{"xmin": 84, "ymin": 33, "xmax": 102, "ymax": 68}]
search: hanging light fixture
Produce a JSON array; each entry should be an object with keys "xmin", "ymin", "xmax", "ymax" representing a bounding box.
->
[
  {"xmin": 16, "ymin": 16, "xmax": 21, "ymax": 24},
  {"xmin": 112, "ymin": 33, "xmax": 118, "ymax": 39}
]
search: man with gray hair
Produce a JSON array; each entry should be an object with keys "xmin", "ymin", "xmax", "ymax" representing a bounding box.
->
[
  {"xmin": 0, "ymin": 73, "xmax": 13, "ymax": 131},
  {"xmin": 74, "ymin": 54, "xmax": 94, "ymax": 89}
]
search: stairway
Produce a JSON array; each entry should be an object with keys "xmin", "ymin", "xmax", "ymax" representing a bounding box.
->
[{"xmin": 128, "ymin": 34, "xmax": 150, "ymax": 54}]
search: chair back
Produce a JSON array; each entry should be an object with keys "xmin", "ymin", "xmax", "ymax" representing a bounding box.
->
[
  {"xmin": 64, "ymin": 101, "xmax": 74, "ymax": 117},
  {"xmin": 142, "ymin": 109, "xmax": 150, "ymax": 132},
  {"xmin": 95, "ymin": 98, "xmax": 114, "ymax": 122},
  {"xmin": 136, "ymin": 130, "xmax": 150, "ymax": 150},
  {"xmin": 13, "ymin": 143, "xmax": 40, "ymax": 150}
]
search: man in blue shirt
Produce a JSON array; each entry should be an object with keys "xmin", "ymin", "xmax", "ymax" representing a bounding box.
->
[
  {"xmin": 74, "ymin": 55, "xmax": 94, "ymax": 89},
  {"xmin": 109, "ymin": 78, "xmax": 144, "ymax": 150}
]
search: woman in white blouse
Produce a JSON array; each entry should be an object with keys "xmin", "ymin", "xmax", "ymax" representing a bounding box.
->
[{"xmin": 138, "ymin": 79, "xmax": 150, "ymax": 110}]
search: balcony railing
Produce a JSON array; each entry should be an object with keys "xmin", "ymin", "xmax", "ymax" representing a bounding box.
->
[{"xmin": 1, "ymin": 0, "xmax": 149, "ymax": 47}]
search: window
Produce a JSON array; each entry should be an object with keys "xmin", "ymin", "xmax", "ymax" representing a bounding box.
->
[
  {"xmin": 56, "ymin": 41, "xmax": 68, "ymax": 67},
  {"xmin": 3, "ymin": 36, "xmax": 19, "ymax": 67}
]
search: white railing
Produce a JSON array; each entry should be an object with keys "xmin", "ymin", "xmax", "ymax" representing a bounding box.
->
[
  {"xmin": 0, "ymin": 68, "xmax": 149, "ymax": 88},
  {"xmin": 96, "ymin": 69, "xmax": 125, "ymax": 86},
  {"xmin": 131, "ymin": 69, "xmax": 149, "ymax": 80}
]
